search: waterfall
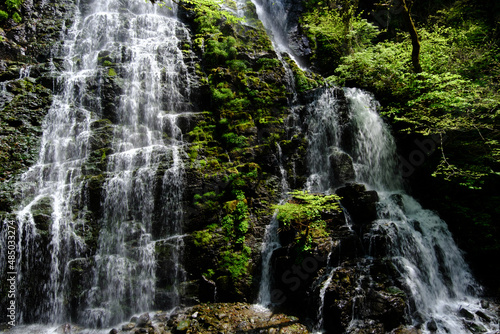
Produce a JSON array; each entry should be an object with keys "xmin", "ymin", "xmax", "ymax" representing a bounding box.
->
[
  {"xmin": 251, "ymin": 0, "xmax": 304, "ymax": 67},
  {"xmin": 248, "ymin": 0, "xmax": 498, "ymax": 331},
  {"xmin": 1, "ymin": 0, "xmax": 190, "ymax": 329},
  {"xmin": 345, "ymin": 89, "xmax": 402, "ymax": 191},
  {"xmin": 304, "ymin": 88, "xmax": 344, "ymax": 193},
  {"xmin": 257, "ymin": 144, "xmax": 289, "ymax": 307},
  {"xmin": 306, "ymin": 87, "xmax": 498, "ymax": 333},
  {"xmin": 0, "ymin": 0, "xmax": 92, "ymax": 323}
]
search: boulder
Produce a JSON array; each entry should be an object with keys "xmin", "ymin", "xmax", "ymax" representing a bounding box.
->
[
  {"xmin": 329, "ymin": 149, "xmax": 355, "ymax": 185},
  {"xmin": 137, "ymin": 313, "xmax": 151, "ymax": 327},
  {"xmin": 336, "ymin": 183, "xmax": 379, "ymax": 226}
]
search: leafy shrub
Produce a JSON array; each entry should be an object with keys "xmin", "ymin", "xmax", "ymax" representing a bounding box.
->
[
  {"xmin": 301, "ymin": 6, "xmax": 379, "ymax": 74},
  {"xmin": 329, "ymin": 13, "xmax": 500, "ymax": 189}
]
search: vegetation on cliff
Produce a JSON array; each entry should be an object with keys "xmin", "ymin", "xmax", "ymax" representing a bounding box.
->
[
  {"xmin": 0, "ymin": 0, "xmax": 499, "ymax": 329},
  {"xmin": 300, "ymin": 0, "xmax": 500, "ymax": 293},
  {"xmin": 0, "ymin": 0, "xmax": 24, "ymax": 23}
]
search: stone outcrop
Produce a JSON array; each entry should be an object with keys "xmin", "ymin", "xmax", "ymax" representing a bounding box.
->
[
  {"xmin": 37, "ymin": 303, "xmax": 311, "ymax": 333},
  {"xmin": 267, "ymin": 187, "xmax": 410, "ymax": 333},
  {"xmin": 2, "ymin": 0, "xmax": 498, "ymax": 333}
]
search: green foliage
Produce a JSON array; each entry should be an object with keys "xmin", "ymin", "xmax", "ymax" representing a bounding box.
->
[
  {"xmin": 192, "ymin": 229, "xmax": 213, "ymax": 248},
  {"xmin": 11, "ymin": 11, "xmax": 20, "ymax": 22},
  {"xmin": 274, "ymin": 190, "xmax": 342, "ymax": 229},
  {"xmin": 217, "ymin": 189, "xmax": 251, "ymax": 278},
  {"xmin": 327, "ymin": 9, "xmax": 500, "ymax": 188},
  {"xmin": 5, "ymin": 0, "xmax": 22, "ymax": 11},
  {"xmin": 212, "ymin": 87, "xmax": 235, "ymax": 102},
  {"xmin": 302, "ymin": 7, "xmax": 379, "ymax": 52},
  {"xmin": 0, "ymin": 10, "xmax": 8, "ymax": 21},
  {"xmin": 222, "ymin": 132, "xmax": 247, "ymax": 148},
  {"xmin": 204, "ymin": 36, "xmax": 238, "ymax": 67},
  {"xmin": 273, "ymin": 191, "xmax": 341, "ymax": 256},
  {"xmin": 301, "ymin": 3, "xmax": 379, "ymax": 74},
  {"xmin": 219, "ymin": 245, "xmax": 251, "ymax": 280},
  {"xmin": 194, "ymin": 191, "xmax": 221, "ymax": 213},
  {"xmin": 0, "ymin": 0, "xmax": 23, "ymax": 23}
]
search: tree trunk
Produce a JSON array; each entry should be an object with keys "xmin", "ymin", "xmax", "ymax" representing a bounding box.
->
[{"xmin": 401, "ymin": 0, "xmax": 422, "ymax": 73}]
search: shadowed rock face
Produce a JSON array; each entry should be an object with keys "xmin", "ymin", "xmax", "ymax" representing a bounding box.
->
[
  {"xmin": 0, "ymin": 0, "xmax": 76, "ymax": 212},
  {"xmin": 1, "ymin": 1, "xmax": 498, "ymax": 333},
  {"xmin": 0, "ymin": 5, "xmax": 413, "ymax": 328},
  {"xmin": 266, "ymin": 186, "xmax": 409, "ymax": 333}
]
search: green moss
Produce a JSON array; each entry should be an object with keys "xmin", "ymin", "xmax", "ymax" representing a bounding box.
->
[
  {"xmin": 274, "ymin": 191, "xmax": 342, "ymax": 254},
  {"xmin": 285, "ymin": 57, "xmax": 324, "ymax": 93},
  {"xmin": 256, "ymin": 58, "xmax": 281, "ymax": 71},
  {"xmin": 274, "ymin": 190, "xmax": 341, "ymax": 229},
  {"xmin": 226, "ymin": 59, "xmax": 248, "ymax": 71},
  {"xmin": 193, "ymin": 229, "xmax": 213, "ymax": 248},
  {"xmin": 0, "ymin": 10, "xmax": 8, "ymax": 21},
  {"xmin": 189, "ymin": 144, "xmax": 200, "ymax": 161},
  {"xmin": 212, "ymin": 87, "xmax": 234, "ymax": 102},
  {"xmin": 183, "ymin": 1, "xmax": 295, "ymax": 290},
  {"xmin": 108, "ymin": 68, "xmax": 117, "ymax": 76},
  {"xmin": 11, "ymin": 11, "xmax": 21, "ymax": 23},
  {"xmin": 1, "ymin": 0, "xmax": 25, "ymax": 23}
]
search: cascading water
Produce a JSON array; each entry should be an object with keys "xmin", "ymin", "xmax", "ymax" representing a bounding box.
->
[
  {"xmin": 251, "ymin": 0, "xmax": 304, "ymax": 67},
  {"xmin": 79, "ymin": 1, "xmax": 189, "ymax": 326},
  {"xmin": 306, "ymin": 87, "xmax": 498, "ymax": 333},
  {"xmin": 0, "ymin": 2, "xmax": 92, "ymax": 323},
  {"xmin": 250, "ymin": 0, "xmax": 499, "ymax": 330},
  {"xmin": 1, "ymin": 0, "xmax": 191, "ymax": 330},
  {"xmin": 257, "ymin": 143, "xmax": 289, "ymax": 307},
  {"xmin": 304, "ymin": 88, "xmax": 345, "ymax": 193},
  {"xmin": 345, "ymin": 89, "xmax": 401, "ymax": 191},
  {"xmin": 343, "ymin": 88, "xmax": 498, "ymax": 333}
]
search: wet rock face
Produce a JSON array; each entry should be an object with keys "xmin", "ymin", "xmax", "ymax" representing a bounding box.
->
[
  {"xmin": 1, "ymin": 0, "xmax": 76, "ymax": 62},
  {"xmin": 104, "ymin": 303, "xmax": 310, "ymax": 334},
  {"xmin": 320, "ymin": 265, "xmax": 404, "ymax": 333},
  {"xmin": 265, "ymin": 187, "xmax": 410, "ymax": 333},
  {"xmin": 329, "ymin": 149, "xmax": 355, "ymax": 185},
  {"xmin": 336, "ymin": 183, "xmax": 379, "ymax": 226},
  {"xmin": 0, "ymin": 0, "xmax": 76, "ymax": 214}
]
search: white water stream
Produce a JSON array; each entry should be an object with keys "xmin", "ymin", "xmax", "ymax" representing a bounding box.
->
[
  {"xmin": 249, "ymin": 1, "xmax": 499, "ymax": 330},
  {"xmin": 1, "ymin": 0, "xmax": 190, "ymax": 330},
  {"xmin": 257, "ymin": 144, "xmax": 289, "ymax": 307},
  {"xmin": 1, "ymin": 0, "xmax": 498, "ymax": 333},
  {"xmin": 308, "ymin": 88, "xmax": 498, "ymax": 333}
]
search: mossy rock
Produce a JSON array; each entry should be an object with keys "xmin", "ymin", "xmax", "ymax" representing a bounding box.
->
[{"xmin": 30, "ymin": 196, "xmax": 53, "ymax": 233}]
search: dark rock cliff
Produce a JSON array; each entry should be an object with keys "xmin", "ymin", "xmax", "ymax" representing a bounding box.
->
[{"xmin": 1, "ymin": 0, "xmax": 498, "ymax": 332}]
